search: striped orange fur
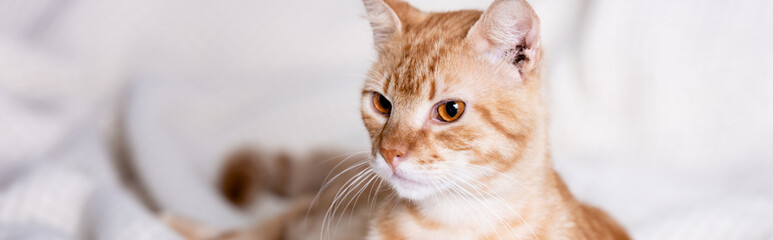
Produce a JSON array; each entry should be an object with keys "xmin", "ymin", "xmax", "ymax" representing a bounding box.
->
[{"xmin": 360, "ymin": 0, "xmax": 630, "ymax": 239}]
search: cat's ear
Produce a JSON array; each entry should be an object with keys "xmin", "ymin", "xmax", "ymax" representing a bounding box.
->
[
  {"xmin": 362, "ymin": 0, "xmax": 423, "ymax": 49},
  {"xmin": 466, "ymin": 0, "xmax": 541, "ymax": 73}
]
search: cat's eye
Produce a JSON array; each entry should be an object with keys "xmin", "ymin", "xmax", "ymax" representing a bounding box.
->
[
  {"xmin": 372, "ymin": 93, "xmax": 392, "ymax": 115},
  {"xmin": 436, "ymin": 100, "xmax": 465, "ymax": 122}
]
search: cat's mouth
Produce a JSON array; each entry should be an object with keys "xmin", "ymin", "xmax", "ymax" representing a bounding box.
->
[
  {"xmin": 391, "ymin": 172, "xmax": 425, "ymax": 187},
  {"xmin": 385, "ymin": 170, "xmax": 447, "ymax": 200},
  {"xmin": 372, "ymin": 155, "xmax": 438, "ymax": 199}
]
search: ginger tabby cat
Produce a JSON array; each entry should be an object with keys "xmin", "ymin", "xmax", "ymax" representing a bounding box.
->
[
  {"xmin": 360, "ymin": 0, "xmax": 628, "ymax": 239},
  {"xmin": 165, "ymin": 0, "xmax": 630, "ymax": 239}
]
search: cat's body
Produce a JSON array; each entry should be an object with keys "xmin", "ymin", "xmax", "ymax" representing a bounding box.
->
[{"xmin": 165, "ymin": 0, "xmax": 629, "ymax": 239}]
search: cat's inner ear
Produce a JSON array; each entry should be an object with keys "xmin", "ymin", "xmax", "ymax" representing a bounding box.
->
[
  {"xmin": 362, "ymin": 0, "xmax": 423, "ymax": 49},
  {"xmin": 466, "ymin": 0, "xmax": 541, "ymax": 73}
]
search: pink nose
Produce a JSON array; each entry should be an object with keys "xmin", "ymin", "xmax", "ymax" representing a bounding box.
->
[{"xmin": 380, "ymin": 145, "xmax": 406, "ymax": 170}]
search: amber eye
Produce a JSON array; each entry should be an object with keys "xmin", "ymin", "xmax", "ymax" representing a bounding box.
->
[
  {"xmin": 372, "ymin": 93, "xmax": 392, "ymax": 115},
  {"xmin": 436, "ymin": 100, "xmax": 465, "ymax": 122}
]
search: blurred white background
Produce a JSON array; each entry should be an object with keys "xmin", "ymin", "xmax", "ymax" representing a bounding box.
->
[{"xmin": 1, "ymin": 0, "xmax": 772, "ymax": 239}]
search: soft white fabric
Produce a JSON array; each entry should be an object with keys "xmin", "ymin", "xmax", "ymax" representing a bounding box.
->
[
  {"xmin": 0, "ymin": 0, "xmax": 183, "ymax": 238},
  {"xmin": 1, "ymin": 0, "xmax": 772, "ymax": 239}
]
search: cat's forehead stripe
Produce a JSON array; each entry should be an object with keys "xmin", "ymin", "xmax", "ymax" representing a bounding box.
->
[
  {"xmin": 382, "ymin": 10, "xmax": 481, "ymax": 97},
  {"xmin": 386, "ymin": 40, "xmax": 445, "ymax": 97},
  {"xmin": 428, "ymin": 77, "xmax": 436, "ymax": 100}
]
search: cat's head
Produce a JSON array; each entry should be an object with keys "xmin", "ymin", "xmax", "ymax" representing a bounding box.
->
[{"xmin": 360, "ymin": 0, "xmax": 544, "ymax": 200}]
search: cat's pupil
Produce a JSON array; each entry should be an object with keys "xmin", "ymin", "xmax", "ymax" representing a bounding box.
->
[
  {"xmin": 379, "ymin": 95, "xmax": 391, "ymax": 110},
  {"xmin": 445, "ymin": 102, "xmax": 458, "ymax": 117}
]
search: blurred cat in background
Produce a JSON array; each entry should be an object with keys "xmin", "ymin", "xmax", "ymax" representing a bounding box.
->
[{"xmin": 166, "ymin": 0, "xmax": 629, "ymax": 239}]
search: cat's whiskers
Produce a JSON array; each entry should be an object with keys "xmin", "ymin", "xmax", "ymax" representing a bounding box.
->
[
  {"xmin": 324, "ymin": 168, "xmax": 371, "ymax": 235},
  {"xmin": 341, "ymin": 172, "xmax": 379, "ymax": 228},
  {"xmin": 451, "ymin": 170, "xmax": 538, "ymax": 240},
  {"xmin": 323, "ymin": 167, "xmax": 374, "ymax": 240},
  {"xmin": 449, "ymin": 161, "xmax": 537, "ymax": 197},
  {"xmin": 367, "ymin": 176, "xmax": 385, "ymax": 216},
  {"xmin": 312, "ymin": 152, "xmax": 370, "ymax": 200},
  {"xmin": 435, "ymin": 175, "xmax": 508, "ymax": 240},
  {"xmin": 313, "ymin": 151, "xmax": 370, "ymax": 168},
  {"xmin": 443, "ymin": 174, "xmax": 520, "ymax": 240},
  {"xmin": 322, "ymin": 167, "xmax": 367, "ymax": 239},
  {"xmin": 427, "ymin": 175, "xmax": 504, "ymax": 240},
  {"xmin": 463, "ymin": 169, "xmax": 539, "ymax": 240},
  {"xmin": 306, "ymin": 152, "xmax": 370, "ymax": 224},
  {"xmin": 385, "ymin": 191, "xmax": 400, "ymax": 212},
  {"xmin": 311, "ymin": 157, "xmax": 368, "ymax": 234},
  {"xmin": 437, "ymin": 161, "xmax": 538, "ymax": 239}
]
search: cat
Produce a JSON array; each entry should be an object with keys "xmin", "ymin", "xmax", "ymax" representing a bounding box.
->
[
  {"xmin": 165, "ymin": 0, "xmax": 630, "ymax": 239},
  {"xmin": 358, "ymin": 0, "xmax": 628, "ymax": 239}
]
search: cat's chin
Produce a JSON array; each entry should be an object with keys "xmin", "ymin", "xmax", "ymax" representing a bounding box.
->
[
  {"xmin": 371, "ymin": 169, "xmax": 433, "ymax": 200},
  {"xmin": 390, "ymin": 181, "xmax": 437, "ymax": 201},
  {"xmin": 383, "ymin": 172, "xmax": 448, "ymax": 201}
]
